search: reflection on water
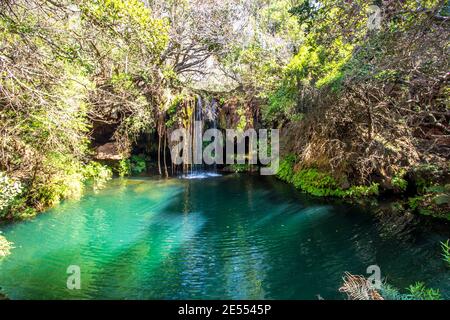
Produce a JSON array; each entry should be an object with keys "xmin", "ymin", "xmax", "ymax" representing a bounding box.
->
[
  {"xmin": 0, "ymin": 175, "xmax": 448, "ymax": 300},
  {"xmin": 179, "ymin": 172, "xmax": 222, "ymax": 180}
]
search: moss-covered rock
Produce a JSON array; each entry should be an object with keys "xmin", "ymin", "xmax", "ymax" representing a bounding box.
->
[
  {"xmin": 291, "ymin": 168, "xmax": 345, "ymax": 197},
  {"xmin": 408, "ymin": 164, "xmax": 450, "ymax": 194},
  {"xmin": 222, "ymin": 164, "xmax": 258, "ymax": 173},
  {"xmin": 276, "ymin": 153, "xmax": 449, "ymax": 220},
  {"xmin": 403, "ymin": 164, "xmax": 450, "ymax": 220},
  {"xmin": 408, "ymin": 193, "xmax": 450, "ymax": 221},
  {"xmin": 276, "ymin": 155, "xmax": 379, "ymax": 198}
]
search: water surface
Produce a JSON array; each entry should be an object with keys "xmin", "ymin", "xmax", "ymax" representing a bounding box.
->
[{"xmin": 0, "ymin": 175, "xmax": 448, "ymax": 299}]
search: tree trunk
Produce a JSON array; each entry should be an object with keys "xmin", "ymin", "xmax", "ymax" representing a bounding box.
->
[{"xmin": 163, "ymin": 128, "xmax": 169, "ymax": 177}]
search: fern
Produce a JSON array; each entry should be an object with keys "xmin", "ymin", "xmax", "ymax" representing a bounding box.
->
[{"xmin": 407, "ymin": 282, "xmax": 442, "ymax": 300}]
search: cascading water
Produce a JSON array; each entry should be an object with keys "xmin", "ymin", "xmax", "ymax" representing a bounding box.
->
[
  {"xmin": 181, "ymin": 95, "xmax": 221, "ymax": 180},
  {"xmin": 209, "ymin": 98, "xmax": 218, "ymax": 172},
  {"xmin": 191, "ymin": 95, "xmax": 203, "ymax": 175}
]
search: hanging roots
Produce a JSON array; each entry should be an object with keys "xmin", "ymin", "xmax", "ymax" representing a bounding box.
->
[{"xmin": 339, "ymin": 272, "xmax": 384, "ymax": 300}]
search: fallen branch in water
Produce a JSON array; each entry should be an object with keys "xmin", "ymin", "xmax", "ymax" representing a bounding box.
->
[{"xmin": 339, "ymin": 272, "xmax": 384, "ymax": 300}]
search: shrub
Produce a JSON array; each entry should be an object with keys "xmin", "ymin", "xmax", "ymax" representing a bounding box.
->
[
  {"xmin": 277, "ymin": 159, "xmax": 379, "ymax": 198},
  {"xmin": 380, "ymin": 282, "xmax": 442, "ymax": 301},
  {"xmin": 408, "ymin": 196, "xmax": 423, "ymax": 210},
  {"xmin": 276, "ymin": 154, "xmax": 297, "ymax": 183},
  {"xmin": 411, "ymin": 164, "xmax": 443, "ymax": 194},
  {"xmin": 118, "ymin": 159, "xmax": 131, "ymax": 177},
  {"xmin": 407, "ymin": 282, "xmax": 441, "ymax": 300},
  {"xmin": 130, "ymin": 155, "xmax": 147, "ymax": 174},
  {"xmin": 291, "ymin": 168, "xmax": 344, "ymax": 197},
  {"xmin": 392, "ymin": 170, "xmax": 408, "ymax": 192},
  {"xmin": 117, "ymin": 155, "xmax": 147, "ymax": 177},
  {"xmin": 31, "ymin": 155, "xmax": 86, "ymax": 208},
  {"xmin": 83, "ymin": 161, "xmax": 113, "ymax": 190},
  {"xmin": 345, "ymin": 183, "xmax": 379, "ymax": 198},
  {"xmin": 0, "ymin": 172, "xmax": 23, "ymax": 213},
  {"xmin": 379, "ymin": 284, "xmax": 414, "ymax": 300},
  {"xmin": 30, "ymin": 179, "xmax": 78, "ymax": 209}
]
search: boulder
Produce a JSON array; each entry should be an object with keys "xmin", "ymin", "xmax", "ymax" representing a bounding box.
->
[{"xmin": 95, "ymin": 142, "xmax": 124, "ymax": 160}]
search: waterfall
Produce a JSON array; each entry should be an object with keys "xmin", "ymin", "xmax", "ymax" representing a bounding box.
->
[
  {"xmin": 191, "ymin": 95, "xmax": 203, "ymax": 175},
  {"xmin": 181, "ymin": 95, "xmax": 221, "ymax": 179},
  {"xmin": 210, "ymin": 98, "xmax": 218, "ymax": 172}
]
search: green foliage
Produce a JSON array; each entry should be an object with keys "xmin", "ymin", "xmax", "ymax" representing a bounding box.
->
[
  {"xmin": 276, "ymin": 154, "xmax": 297, "ymax": 183},
  {"xmin": 0, "ymin": 0, "xmax": 171, "ymax": 219},
  {"xmin": 2, "ymin": 160, "xmax": 112, "ymax": 220},
  {"xmin": 1, "ymin": 0, "xmax": 447, "ymax": 222},
  {"xmin": 289, "ymin": 0, "xmax": 322, "ymax": 30},
  {"xmin": 45, "ymin": 154, "xmax": 86, "ymax": 198},
  {"xmin": 379, "ymin": 284, "xmax": 414, "ymax": 300},
  {"xmin": 374, "ymin": 69, "xmax": 401, "ymax": 82},
  {"xmin": 406, "ymin": 172, "xmax": 449, "ymax": 220},
  {"xmin": 380, "ymin": 281, "xmax": 442, "ymax": 301},
  {"xmin": 407, "ymin": 282, "xmax": 442, "ymax": 300},
  {"xmin": 130, "ymin": 155, "xmax": 147, "ymax": 175},
  {"xmin": 291, "ymin": 168, "xmax": 378, "ymax": 198},
  {"xmin": 291, "ymin": 168, "xmax": 343, "ymax": 197},
  {"xmin": 392, "ymin": 170, "xmax": 408, "ymax": 192},
  {"xmin": 265, "ymin": 85, "xmax": 298, "ymax": 123},
  {"xmin": 83, "ymin": 162, "xmax": 113, "ymax": 190},
  {"xmin": 83, "ymin": 162, "xmax": 111, "ymax": 180},
  {"xmin": 118, "ymin": 159, "xmax": 131, "ymax": 178},
  {"xmin": 7, "ymin": 199, "xmax": 37, "ymax": 220},
  {"xmin": 260, "ymin": 0, "xmax": 446, "ymax": 127},
  {"xmin": 277, "ymin": 156, "xmax": 378, "ymax": 198},
  {"xmin": 165, "ymin": 93, "xmax": 187, "ymax": 128},
  {"xmin": 441, "ymin": 240, "xmax": 450, "ymax": 267},
  {"xmin": 236, "ymin": 107, "xmax": 248, "ymax": 131},
  {"xmin": 411, "ymin": 164, "xmax": 443, "ymax": 194},
  {"xmin": 262, "ymin": 7, "xmax": 354, "ymax": 123},
  {"xmin": 3, "ymin": 153, "xmax": 87, "ymax": 219},
  {"xmin": 117, "ymin": 155, "xmax": 147, "ymax": 177},
  {"xmin": 80, "ymin": 0, "xmax": 169, "ymax": 58},
  {"xmin": 221, "ymin": 0, "xmax": 303, "ymax": 123},
  {"xmin": 408, "ymin": 196, "xmax": 423, "ymax": 210},
  {"xmin": 345, "ymin": 183, "xmax": 380, "ymax": 198},
  {"xmin": 441, "ymin": 0, "xmax": 450, "ymax": 16},
  {"xmin": 224, "ymin": 42, "xmax": 282, "ymax": 103}
]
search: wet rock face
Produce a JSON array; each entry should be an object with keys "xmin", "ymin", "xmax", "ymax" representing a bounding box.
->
[
  {"xmin": 89, "ymin": 118, "xmax": 127, "ymax": 161},
  {"xmin": 91, "ymin": 120, "xmax": 118, "ymax": 146},
  {"xmin": 217, "ymin": 98, "xmax": 257, "ymax": 131},
  {"xmin": 95, "ymin": 142, "xmax": 124, "ymax": 161},
  {"xmin": 279, "ymin": 121, "xmax": 305, "ymax": 157}
]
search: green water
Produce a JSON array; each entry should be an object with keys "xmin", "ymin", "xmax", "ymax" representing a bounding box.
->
[{"xmin": 0, "ymin": 175, "xmax": 449, "ymax": 300}]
